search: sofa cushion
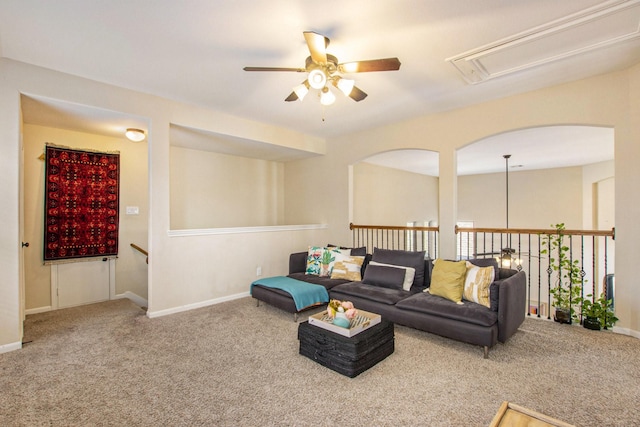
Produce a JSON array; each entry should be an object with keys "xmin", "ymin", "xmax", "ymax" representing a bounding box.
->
[
  {"xmin": 371, "ymin": 248, "xmax": 425, "ymax": 288},
  {"xmin": 368, "ymin": 261, "xmax": 415, "ymax": 291},
  {"xmin": 427, "ymin": 259, "xmax": 467, "ymax": 304},
  {"xmin": 362, "ymin": 264, "xmax": 407, "ymax": 290},
  {"xmin": 330, "ymin": 282, "xmax": 411, "ymax": 305},
  {"xmin": 287, "ymin": 272, "xmax": 350, "ymax": 290},
  {"xmin": 490, "ymin": 282, "xmax": 500, "ymax": 312},
  {"xmin": 463, "ymin": 261, "xmax": 495, "ymax": 308},
  {"xmin": 330, "ymin": 255, "xmax": 365, "ymax": 281},
  {"xmin": 396, "ymin": 292, "xmax": 498, "ymax": 327}
]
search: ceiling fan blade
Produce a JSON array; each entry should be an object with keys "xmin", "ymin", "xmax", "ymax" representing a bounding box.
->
[
  {"xmin": 284, "ymin": 91, "xmax": 298, "ymax": 102},
  {"xmin": 243, "ymin": 66, "xmax": 305, "ymax": 72},
  {"xmin": 338, "ymin": 57, "xmax": 401, "ymax": 73},
  {"xmin": 303, "ymin": 31, "xmax": 329, "ymax": 64},
  {"xmin": 349, "ymin": 86, "xmax": 368, "ymax": 102}
]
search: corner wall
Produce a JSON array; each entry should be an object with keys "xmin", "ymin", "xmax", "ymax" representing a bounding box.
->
[{"xmin": 0, "ymin": 58, "xmax": 327, "ymax": 352}]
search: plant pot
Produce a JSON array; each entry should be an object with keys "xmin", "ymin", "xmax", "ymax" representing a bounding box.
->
[
  {"xmin": 554, "ymin": 307, "xmax": 571, "ymax": 324},
  {"xmin": 583, "ymin": 316, "xmax": 601, "ymax": 331}
]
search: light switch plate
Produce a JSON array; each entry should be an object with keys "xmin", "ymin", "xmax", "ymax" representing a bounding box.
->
[{"xmin": 126, "ymin": 206, "xmax": 139, "ymax": 215}]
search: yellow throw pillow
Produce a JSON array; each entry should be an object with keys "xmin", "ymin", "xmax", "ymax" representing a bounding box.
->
[
  {"xmin": 463, "ymin": 261, "xmax": 495, "ymax": 308},
  {"xmin": 427, "ymin": 259, "xmax": 467, "ymax": 304}
]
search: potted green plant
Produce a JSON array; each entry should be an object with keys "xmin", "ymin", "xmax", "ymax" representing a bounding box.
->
[
  {"xmin": 582, "ymin": 294, "xmax": 618, "ymax": 330},
  {"xmin": 542, "ymin": 223, "xmax": 585, "ymax": 324}
]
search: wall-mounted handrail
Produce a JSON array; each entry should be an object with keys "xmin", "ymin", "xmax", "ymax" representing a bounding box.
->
[{"xmin": 130, "ymin": 243, "xmax": 149, "ymax": 264}]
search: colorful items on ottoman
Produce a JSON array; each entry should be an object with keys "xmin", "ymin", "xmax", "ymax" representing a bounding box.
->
[{"xmin": 326, "ymin": 299, "xmax": 357, "ymax": 328}]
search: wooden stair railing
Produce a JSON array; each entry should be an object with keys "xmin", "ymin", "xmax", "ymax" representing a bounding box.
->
[
  {"xmin": 349, "ymin": 223, "xmax": 440, "ymax": 257},
  {"xmin": 130, "ymin": 243, "xmax": 149, "ymax": 264}
]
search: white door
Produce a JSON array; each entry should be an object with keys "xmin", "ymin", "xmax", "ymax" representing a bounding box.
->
[{"xmin": 54, "ymin": 259, "xmax": 112, "ymax": 309}]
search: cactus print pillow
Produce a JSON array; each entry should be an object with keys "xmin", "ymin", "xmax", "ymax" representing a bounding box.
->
[{"xmin": 305, "ymin": 246, "xmax": 350, "ymax": 277}]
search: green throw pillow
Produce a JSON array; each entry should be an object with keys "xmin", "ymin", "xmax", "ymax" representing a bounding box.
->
[{"xmin": 428, "ymin": 259, "xmax": 467, "ymax": 304}]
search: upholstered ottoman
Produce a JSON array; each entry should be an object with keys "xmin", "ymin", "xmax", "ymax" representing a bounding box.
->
[{"xmin": 298, "ymin": 319, "xmax": 394, "ymax": 378}]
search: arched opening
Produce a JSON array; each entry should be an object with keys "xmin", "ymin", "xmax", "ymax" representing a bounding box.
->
[
  {"xmin": 351, "ymin": 149, "xmax": 439, "ymax": 227},
  {"xmin": 456, "ymin": 125, "xmax": 614, "ymax": 317}
]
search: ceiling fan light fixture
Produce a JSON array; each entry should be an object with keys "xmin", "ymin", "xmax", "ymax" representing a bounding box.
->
[
  {"xmin": 293, "ymin": 82, "xmax": 309, "ymax": 101},
  {"xmin": 125, "ymin": 128, "xmax": 145, "ymax": 142},
  {"xmin": 308, "ymin": 69, "xmax": 327, "ymax": 89},
  {"xmin": 320, "ymin": 87, "xmax": 335, "ymax": 106},
  {"xmin": 334, "ymin": 77, "xmax": 355, "ymax": 97}
]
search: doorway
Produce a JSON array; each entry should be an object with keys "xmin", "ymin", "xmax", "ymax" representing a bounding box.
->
[{"xmin": 20, "ymin": 95, "xmax": 149, "ymax": 315}]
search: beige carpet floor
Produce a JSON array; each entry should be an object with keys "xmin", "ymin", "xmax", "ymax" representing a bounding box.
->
[{"xmin": 1, "ymin": 297, "xmax": 639, "ymax": 427}]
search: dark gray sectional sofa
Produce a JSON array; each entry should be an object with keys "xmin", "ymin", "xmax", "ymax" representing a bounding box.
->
[{"xmin": 252, "ymin": 248, "xmax": 526, "ymax": 358}]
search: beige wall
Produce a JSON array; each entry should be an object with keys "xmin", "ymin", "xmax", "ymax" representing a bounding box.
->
[
  {"xmin": 2, "ymin": 58, "xmax": 640, "ymax": 352},
  {"xmin": 458, "ymin": 166, "xmax": 583, "ymax": 229},
  {"xmin": 0, "ymin": 58, "xmax": 328, "ymax": 351},
  {"xmin": 170, "ymin": 147, "xmax": 285, "ymax": 229},
  {"xmin": 22, "ymin": 124, "xmax": 149, "ymax": 310},
  {"xmin": 353, "ymin": 162, "xmax": 438, "ymax": 226},
  {"xmin": 583, "ymin": 160, "xmax": 615, "ymax": 230}
]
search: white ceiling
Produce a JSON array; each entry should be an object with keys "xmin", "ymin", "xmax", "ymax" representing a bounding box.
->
[{"xmin": 3, "ymin": 0, "xmax": 635, "ymax": 171}]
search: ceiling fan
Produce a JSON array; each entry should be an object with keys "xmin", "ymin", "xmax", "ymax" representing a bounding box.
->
[{"xmin": 243, "ymin": 31, "xmax": 401, "ymax": 105}]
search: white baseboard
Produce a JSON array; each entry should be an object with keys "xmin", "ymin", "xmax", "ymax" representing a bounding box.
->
[
  {"xmin": 114, "ymin": 291, "xmax": 148, "ymax": 308},
  {"xmin": 146, "ymin": 291, "xmax": 250, "ymax": 319},
  {"xmin": 0, "ymin": 341, "xmax": 22, "ymax": 354},
  {"xmin": 610, "ymin": 326, "xmax": 640, "ymax": 339},
  {"xmin": 25, "ymin": 306, "xmax": 53, "ymax": 315}
]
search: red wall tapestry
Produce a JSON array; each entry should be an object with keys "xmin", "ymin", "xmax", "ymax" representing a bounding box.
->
[{"xmin": 44, "ymin": 144, "xmax": 120, "ymax": 262}]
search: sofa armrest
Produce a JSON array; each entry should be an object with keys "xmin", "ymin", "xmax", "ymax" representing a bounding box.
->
[
  {"xmin": 497, "ymin": 270, "xmax": 526, "ymax": 343},
  {"xmin": 289, "ymin": 251, "xmax": 308, "ymax": 275}
]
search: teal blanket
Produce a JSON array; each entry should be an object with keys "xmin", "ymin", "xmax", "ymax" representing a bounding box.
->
[{"xmin": 250, "ymin": 276, "xmax": 329, "ymax": 311}]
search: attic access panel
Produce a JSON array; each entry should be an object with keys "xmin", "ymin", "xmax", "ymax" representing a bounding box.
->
[{"xmin": 447, "ymin": 0, "xmax": 640, "ymax": 84}]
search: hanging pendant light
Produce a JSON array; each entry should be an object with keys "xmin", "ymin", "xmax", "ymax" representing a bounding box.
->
[{"xmin": 502, "ymin": 154, "xmax": 515, "ymax": 268}]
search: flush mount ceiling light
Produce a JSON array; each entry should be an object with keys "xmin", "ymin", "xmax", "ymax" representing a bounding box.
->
[{"xmin": 125, "ymin": 128, "xmax": 145, "ymax": 142}]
